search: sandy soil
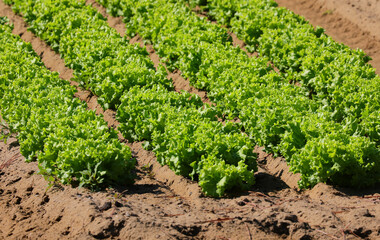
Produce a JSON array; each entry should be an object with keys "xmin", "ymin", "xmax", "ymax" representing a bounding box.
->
[{"xmin": 0, "ymin": 0, "xmax": 380, "ymax": 239}]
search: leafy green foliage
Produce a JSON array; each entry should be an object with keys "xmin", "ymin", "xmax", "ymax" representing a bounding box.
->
[
  {"xmin": 98, "ymin": 0, "xmax": 380, "ymax": 189},
  {"xmin": 0, "ymin": 16, "xmax": 12, "ymax": 26},
  {"xmin": 8, "ymin": 0, "xmax": 172, "ymax": 110},
  {"xmin": 197, "ymin": 156, "xmax": 255, "ymax": 197},
  {"xmin": 195, "ymin": 0, "xmax": 380, "ymax": 138},
  {"xmin": 6, "ymin": 0, "xmax": 258, "ymax": 197},
  {"xmin": 117, "ymin": 85, "xmax": 257, "ymax": 196},
  {"xmin": 291, "ymin": 133, "xmax": 380, "ymax": 189},
  {"xmin": 0, "ymin": 20, "xmax": 135, "ymax": 189},
  {"xmin": 6, "ymin": 0, "xmax": 379, "ymax": 191}
]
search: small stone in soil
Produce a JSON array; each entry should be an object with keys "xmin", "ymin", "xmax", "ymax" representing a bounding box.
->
[
  {"xmin": 114, "ymin": 201, "xmax": 123, "ymax": 207},
  {"xmin": 99, "ymin": 201, "xmax": 112, "ymax": 211},
  {"xmin": 284, "ymin": 214, "xmax": 298, "ymax": 222},
  {"xmin": 40, "ymin": 195, "xmax": 49, "ymax": 205}
]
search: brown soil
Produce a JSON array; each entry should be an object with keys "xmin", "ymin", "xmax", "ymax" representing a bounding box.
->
[{"xmin": 0, "ymin": 1, "xmax": 379, "ymax": 239}]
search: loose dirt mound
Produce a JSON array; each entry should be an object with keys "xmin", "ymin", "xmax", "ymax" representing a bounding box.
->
[{"xmin": 1, "ymin": 0, "xmax": 379, "ymax": 239}]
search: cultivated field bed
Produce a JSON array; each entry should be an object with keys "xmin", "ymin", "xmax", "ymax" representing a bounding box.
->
[{"xmin": 0, "ymin": 0, "xmax": 379, "ymax": 239}]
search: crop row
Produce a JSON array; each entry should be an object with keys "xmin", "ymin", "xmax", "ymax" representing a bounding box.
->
[
  {"xmin": 0, "ymin": 17, "xmax": 135, "ymax": 188},
  {"xmin": 4, "ymin": 0, "xmax": 257, "ymax": 197},
  {"xmin": 97, "ymin": 0, "xmax": 380, "ymax": 188},
  {"xmin": 187, "ymin": 0, "xmax": 380, "ymax": 143}
]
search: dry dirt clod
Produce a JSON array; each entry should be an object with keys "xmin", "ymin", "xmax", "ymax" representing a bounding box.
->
[{"xmin": 237, "ymin": 201, "xmax": 246, "ymax": 206}]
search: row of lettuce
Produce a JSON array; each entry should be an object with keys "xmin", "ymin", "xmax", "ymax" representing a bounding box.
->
[
  {"xmin": 0, "ymin": 17, "xmax": 135, "ymax": 188},
  {"xmin": 186, "ymin": 0, "xmax": 379, "ymax": 129},
  {"xmin": 96, "ymin": 0, "xmax": 380, "ymax": 188},
  {"xmin": 2, "ymin": 0, "xmax": 257, "ymax": 197},
  {"xmin": 3, "ymin": 0, "xmax": 379, "ymax": 191}
]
